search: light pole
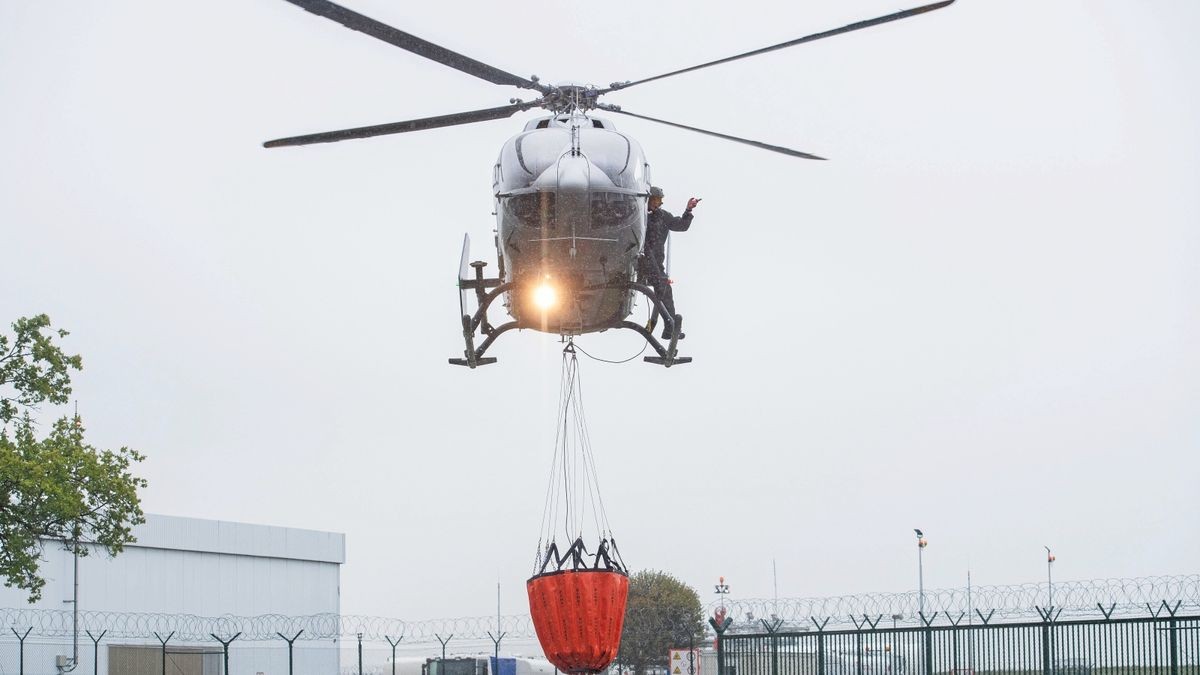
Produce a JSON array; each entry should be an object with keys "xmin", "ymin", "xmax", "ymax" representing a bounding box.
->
[
  {"xmin": 1044, "ymin": 546, "xmax": 1055, "ymax": 608},
  {"xmin": 713, "ymin": 577, "xmax": 731, "ymax": 675},
  {"xmin": 914, "ymin": 529, "xmax": 928, "ymax": 617}
]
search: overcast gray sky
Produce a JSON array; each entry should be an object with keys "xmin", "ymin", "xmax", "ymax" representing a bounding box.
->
[{"xmin": 2, "ymin": 0, "xmax": 1197, "ymax": 622}]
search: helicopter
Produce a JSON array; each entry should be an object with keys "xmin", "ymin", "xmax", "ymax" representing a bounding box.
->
[{"xmin": 264, "ymin": 0, "xmax": 956, "ymax": 368}]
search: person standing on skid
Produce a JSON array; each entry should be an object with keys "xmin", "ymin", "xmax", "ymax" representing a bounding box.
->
[{"xmin": 639, "ymin": 186, "xmax": 700, "ymax": 339}]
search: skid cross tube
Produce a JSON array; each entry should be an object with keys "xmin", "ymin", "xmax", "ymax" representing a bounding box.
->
[{"xmin": 450, "ymin": 279, "xmax": 690, "ymax": 367}]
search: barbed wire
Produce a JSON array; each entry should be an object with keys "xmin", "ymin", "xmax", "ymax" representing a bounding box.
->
[
  {"xmin": 708, "ymin": 574, "xmax": 1200, "ymax": 629},
  {"xmin": 0, "ymin": 609, "xmax": 535, "ymax": 643},
  {"xmin": 2, "ymin": 575, "xmax": 1195, "ymax": 642}
]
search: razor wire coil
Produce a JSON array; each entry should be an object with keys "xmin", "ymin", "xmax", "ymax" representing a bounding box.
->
[{"xmin": 1, "ymin": 574, "xmax": 1195, "ymax": 642}]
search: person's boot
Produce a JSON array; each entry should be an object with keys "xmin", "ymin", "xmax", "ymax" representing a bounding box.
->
[{"xmin": 661, "ymin": 314, "xmax": 685, "ymax": 340}]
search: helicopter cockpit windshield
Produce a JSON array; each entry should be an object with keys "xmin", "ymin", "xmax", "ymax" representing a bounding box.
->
[
  {"xmin": 501, "ymin": 189, "xmax": 639, "ymax": 232},
  {"xmin": 505, "ymin": 191, "xmax": 557, "ymax": 229},
  {"xmin": 590, "ymin": 192, "xmax": 638, "ymax": 230}
]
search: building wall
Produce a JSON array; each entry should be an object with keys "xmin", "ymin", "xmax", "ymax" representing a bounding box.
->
[{"xmin": 0, "ymin": 514, "xmax": 345, "ymax": 675}]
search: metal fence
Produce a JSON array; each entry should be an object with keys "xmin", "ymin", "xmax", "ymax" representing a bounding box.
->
[
  {"xmin": 0, "ymin": 631, "xmax": 547, "ymax": 675},
  {"xmin": 3, "ymin": 575, "xmax": 1197, "ymax": 643},
  {"xmin": 0, "ymin": 634, "xmax": 342, "ymax": 675},
  {"xmin": 713, "ymin": 611, "xmax": 1200, "ymax": 675},
  {"xmin": 711, "ymin": 576, "xmax": 1200, "ymax": 628},
  {"xmin": 4, "ymin": 574, "xmax": 1198, "ymax": 674}
]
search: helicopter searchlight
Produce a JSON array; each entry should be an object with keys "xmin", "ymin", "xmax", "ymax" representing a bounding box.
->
[
  {"xmin": 533, "ymin": 281, "xmax": 558, "ymax": 311},
  {"xmin": 264, "ymin": 0, "xmax": 956, "ymax": 368}
]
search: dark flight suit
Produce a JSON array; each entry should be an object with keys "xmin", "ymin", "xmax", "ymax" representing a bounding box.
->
[{"xmin": 638, "ymin": 206, "xmax": 694, "ymax": 335}]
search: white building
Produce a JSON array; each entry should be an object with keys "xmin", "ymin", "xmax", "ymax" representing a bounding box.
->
[{"xmin": 0, "ymin": 513, "xmax": 345, "ymax": 675}]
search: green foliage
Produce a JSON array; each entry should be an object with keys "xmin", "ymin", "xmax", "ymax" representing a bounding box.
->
[
  {"xmin": 618, "ymin": 570, "xmax": 706, "ymax": 675},
  {"xmin": 0, "ymin": 314, "xmax": 83, "ymax": 425},
  {"xmin": 0, "ymin": 315, "xmax": 146, "ymax": 602}
]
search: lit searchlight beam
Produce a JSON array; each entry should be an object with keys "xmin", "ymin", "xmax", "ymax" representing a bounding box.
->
[{"xmin": 533, "ymin": 278, "xmax": 558, "ymax": 310}]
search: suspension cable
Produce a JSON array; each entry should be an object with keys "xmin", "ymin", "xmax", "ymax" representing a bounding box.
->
[{"xmin": 536, "ymin": 340, "xmax": 617, "ymax": 570}]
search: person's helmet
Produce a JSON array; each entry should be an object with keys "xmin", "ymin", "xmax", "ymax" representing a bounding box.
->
[{"xmin": 649, "ymin": 186, "xmax": 665, "ymax": 198}]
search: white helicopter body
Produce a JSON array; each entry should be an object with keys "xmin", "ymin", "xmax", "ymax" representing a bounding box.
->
[{"xmin": 490, "ymin": 114, "xmax": 650, "ymax": 335}]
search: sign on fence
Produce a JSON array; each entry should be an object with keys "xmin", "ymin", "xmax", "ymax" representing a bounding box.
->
[{"xmin": 669, "ymin": 648, "xmax": 702, "ymax": 675}]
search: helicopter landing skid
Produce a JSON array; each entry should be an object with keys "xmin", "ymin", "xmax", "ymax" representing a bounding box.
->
[
  {"xmin": 448, "ymin": 274, "xmax": 691, "ymax": 368},
  {"xmin": 619, "ymin": 320, "xmax": 693, "ymax": 368}
]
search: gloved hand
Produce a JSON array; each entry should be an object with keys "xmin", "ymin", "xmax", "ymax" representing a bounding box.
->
[{"xmin": 686, "ymin": 197, "xmax": 702, "ymax": 210}]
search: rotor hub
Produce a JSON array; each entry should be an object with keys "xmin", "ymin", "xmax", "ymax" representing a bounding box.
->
[{"xmin": 540, "ymin": 84, "xmax": 603, "ymax": 114}]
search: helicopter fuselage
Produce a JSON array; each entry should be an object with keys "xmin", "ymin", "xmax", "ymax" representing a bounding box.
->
[{"xmin": 492, "ymin": 113, "xmax": 650, "ymax": 335}]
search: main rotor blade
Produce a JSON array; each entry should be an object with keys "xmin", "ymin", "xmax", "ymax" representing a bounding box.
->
[
  {"xmin": 601, "ymin": 107, "xmax": 825, "ymax": 160},
  {"xmin": 604, "ymin": 0, "xmax": 955, "ymax": 93},
  {"xmin": 264, "ymin": 101, "xmax": 540, "ymax": 147},
  {"xmin": 281, "ymin": 0, "xmax": 543, "ymax": 91},
  {"xmin": 603, "ymin": 108, "xmax": 824, "ymax": 160}
]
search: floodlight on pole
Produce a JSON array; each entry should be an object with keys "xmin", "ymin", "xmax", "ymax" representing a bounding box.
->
[
  {"xmin": 1045, "ymin": 546, "xmax": 1055, "ymax": 609},
  {"xmin": 914, "ymin": 529, "xmax": 928, "ymax": 617}
]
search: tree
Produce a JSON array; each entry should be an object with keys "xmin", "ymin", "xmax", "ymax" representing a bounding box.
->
[
  {"xmin": 618, "ymin": 570, "xmax": 705, "ymax": 675},
  {"xmin": 0, "ymin": 315, "xmax": 82, "ymax": 425},
  {"xmin": 0, "ymin": 314, "xmax": 147, "ymax": 602}
]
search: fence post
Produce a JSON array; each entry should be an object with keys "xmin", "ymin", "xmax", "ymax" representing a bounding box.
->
[
  {"xmin": 358, "ymin": 632, "xmax": 365, "ymax": 675},
  {"xmin": 811, "ymin": 618, "xmax": 830, "ymax": 675},
  {"xmin": 849, "ymin": 616, "xmax": 867, "ymax": 675},
  {"xmin": 277, "ymin": 630, "xmax": 304, "ymax": 675},
  {"xmin": 1036, "ymin": 607, "xmax": 1053, "ymax": 675},
  {"xmin": 153, "ymin": 631, "xmax": 174, "ymax": 675},
  {"xmin": 708, "ymin": 615, "xmax": 732, "ymax": 675},
  {"xmin": 387, "ymin": 635, "xmax": 404, "ymax": 675},
  {"xmin": 211, "ymin": 633, "xmax": 240, "ymax": 675},
  {"xmin": 1162, "ymin": 600, "xmax": 1182, "ymax": 675},
  {"xmin": 12, "ymin": 627, "xmax": 32, "ymax": 675},
  {"xmin": 761, "ymin": 618, "xmax": 782, "ymax": 675},
  {"xmin": 488, "ymin": 630, "xmax": 506, "ymax": 675},
  {"xmin": 919, "ymin": 612, "xmax": 936, "ymax": 675},
  {"xmin": 687, "ymin": 630, "xmax": 695, "ymax": 675},
  {"xmin": 86, "ymin": 629, "xmax": 107, "ymax": 675},
  {"xmin": 436, "ymin": 633, "xmax": 454, "ymax": 661},
  {"xmin": 946, "ymin": 612, "xmax": 964, "ymax": 671}
]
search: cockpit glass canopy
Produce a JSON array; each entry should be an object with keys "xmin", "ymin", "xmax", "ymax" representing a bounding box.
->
[
  {"xmin": 506, "ymin": 191, "xmax": 556, "ymax": 228},
  {"xmin": 590, "ymin": 192, "xmax": 638, "ymax": 229},
  {"xmin": 504, "ymin": 190, "xmax": 640, "ymax": 231}
]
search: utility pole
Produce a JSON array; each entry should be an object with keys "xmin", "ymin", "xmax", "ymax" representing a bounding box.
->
[
  {"xmin": 914, "ymin": 529, "xmax": 928, "ymax": 617},
  {"xmin": 60, "ymin": 527, "xmax": 81, "ymax": 673},
  {"xmin": 1044, "ymin": 546, "xmax": 1055, "ymax": 608},
  {"xmin": 488, "ymin": 582, "xmax": 506, "ymax": 675},
  {"xmin": 714, "ymin": 577, "xmax": 731, "ymax": 675}
]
